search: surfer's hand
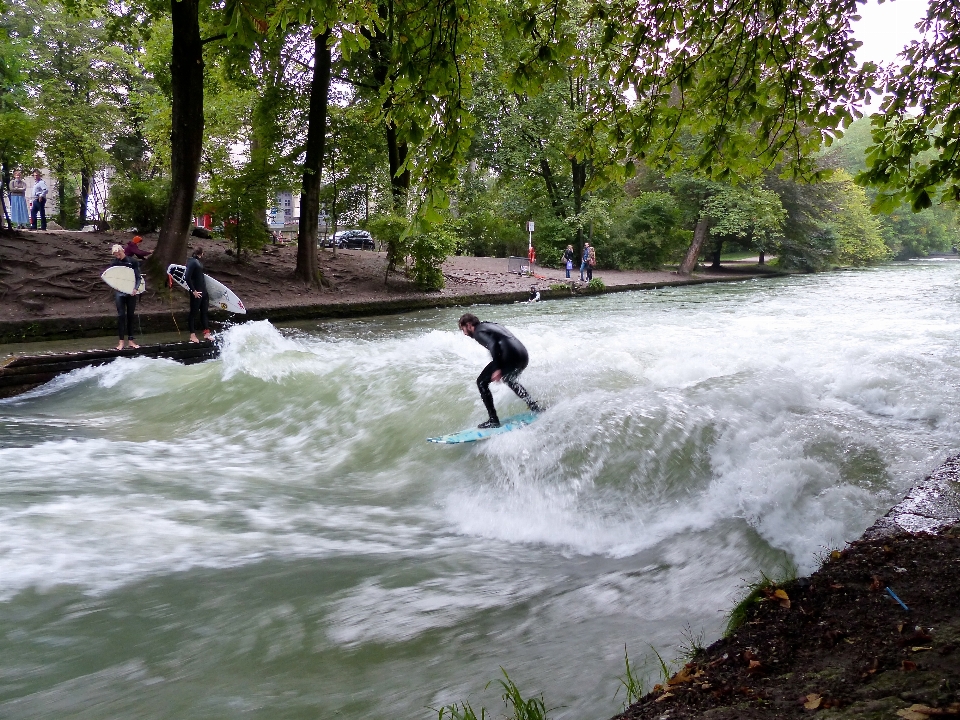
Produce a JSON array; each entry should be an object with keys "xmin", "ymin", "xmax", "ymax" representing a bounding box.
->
[
  {"xmin": 193, "ymin": 291, "xmax": 202, "ymax": 298},
  {"xmin": 491, "ymin": 370, "xmax": 502, "ymax": 382}
]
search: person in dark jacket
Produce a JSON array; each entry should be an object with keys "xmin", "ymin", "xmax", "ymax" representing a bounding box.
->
[
  {"xmin": 110, "ymin": 244, "xmax": 140, "ymax": 350},
  {"xmin": 122, "ymin": 235, "xmax": 150, "ymax": 292},
  {"xmin": 123, "ymin": 235, "xmax": 151, "ymax": 260},
  {"xmin": 186, "ymin": 248, "xmax": 211, "ymax": 343},
  {"xmin": 459, "ymin": 313, "xmax": 542, "ymax": 428}
]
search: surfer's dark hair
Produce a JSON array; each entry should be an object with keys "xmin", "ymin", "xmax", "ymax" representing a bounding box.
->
[
  {"xmin": 459, "ymin": 313, "xmax": 480, "ymax": 329},
  {"xmin": 192, "ymin": 248, "xmax": 204, "ymax": 259}
]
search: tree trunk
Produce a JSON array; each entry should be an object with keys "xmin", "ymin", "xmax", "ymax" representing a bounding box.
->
[
  {"xmin": 758, "ymin": 250, "xmax": 765, "ymax": 265},
  {"xmin": 539, "ymin": 158, "xmax": 566, "ymax": 220},
  {"xmin": 679, "ymin": 217, "xmax": 711, "ymax": 276},
  {"xmin": 295, "ymin": 28, "xmax": 332, "ymax": 286},
  {"xmin": 79, "ymin": 166, "xmax": 90, "ymax": 225},
  {"xmin": 149, "ymin": 0, "xmax": 204, "ymax": 277},
  {"xmin": 710, "ymin": 240, "xmax": 722, "ymax": 269},
  {"xmin": 1, "ymin": 161, "xmax": 9, "ymax": 230},
  {"xmin": 572, "ymin": 157, "xmax": 585, "ymax": 249},
  {"xmin": 386, "ymin": 122, "xmax": 410, "ymax": 211}
]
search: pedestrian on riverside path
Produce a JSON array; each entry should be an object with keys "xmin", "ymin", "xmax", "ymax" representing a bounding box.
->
[
  {"xmin": 580, "ymin": 243, "xmax": 590, "ymax": 281},
  {"xmin": 110, "ymin": 244, "xmax": 140, "ymax": 351},
  {"xmin": 562, "ymin": 244, "xmax": 575, "ymax": 279},
  {"xmin": 587, "ymin": 244, "xmax": 596, "ymax": 281},
  {"xmin": 8, "ymin": 170, "xmax": 28, "ymax": 228},
  {"xmin": 29, "ymin": 170, "xmax": 47, "ymax": 231},
  {"xmin": 459, "ymin": 313, "xmax": 542, "ymax": 429},
  {"xmin": 186, "ymin": 247, "xmax": 211, "ymax": 343}
]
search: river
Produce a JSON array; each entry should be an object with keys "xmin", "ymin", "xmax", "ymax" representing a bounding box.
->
[{"xmin": 2, "ymin": 261, "xmax": 959, "ymax": 719}]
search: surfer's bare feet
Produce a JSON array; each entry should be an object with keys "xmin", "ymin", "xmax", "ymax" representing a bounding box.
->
[
  {"xmin": 202, "ymin": 330, "xmax": 212, "ymax": 340},
  {"xmin": 115, "ymin": 342, "xmax": 124, "ymax": 351},
  {"xmin": 188, "ymin": 333, "xmax": 199, "ymax": 343},
  {"xmin": 127, "ymin": 341, "xmax": 139, "ymax": 349}
]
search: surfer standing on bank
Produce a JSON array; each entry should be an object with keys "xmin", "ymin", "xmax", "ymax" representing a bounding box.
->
[
  {"xmin": 110, "ymin": 245, "xmax": 140, "ymax": 351},
  {"xmin": 186, "ymin": 248, "xmax": 211, "ymax": 343},
  {"xmin": 459, "ymin": 313, "xmax": 542, "ymax": 428}
]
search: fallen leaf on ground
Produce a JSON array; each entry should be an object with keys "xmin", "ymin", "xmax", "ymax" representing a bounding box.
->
[
  {"xmin": 901, "ymin": 660, "xmax": 917, "ymax": 671},
  {"xmin": 804, "ymin": 693, "xmax": 822, "ymax": 710},
  {"xmin": 654, "ymin": 692, "xmax": 674, "ymax": 703}
]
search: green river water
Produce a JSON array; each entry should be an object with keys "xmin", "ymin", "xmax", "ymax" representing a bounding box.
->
[{"xmin": 2, "ymin": 262, "xmax": 960, "ymax": 719}]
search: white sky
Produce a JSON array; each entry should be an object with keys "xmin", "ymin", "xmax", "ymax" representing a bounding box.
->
[{"xmin": 852, "ymin": 0, "xmax": 928, "ymax": 66}]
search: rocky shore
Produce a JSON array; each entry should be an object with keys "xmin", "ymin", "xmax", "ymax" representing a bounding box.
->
[{"xmin": 613, "ymin": 458, "xmax": 960, "ymax": 720}]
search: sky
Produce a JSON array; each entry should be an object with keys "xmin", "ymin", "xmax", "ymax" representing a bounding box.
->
[{"xmin": 852, "ymin": 0, "xmax": 928, "ymax": 66}]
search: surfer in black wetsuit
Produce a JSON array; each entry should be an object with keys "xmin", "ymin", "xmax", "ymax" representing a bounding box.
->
[
  {"xmin": 110, "ymin": 244, "xmax": 140, "ymax": 351},
  {"xmin": 459, "ymin": 313, "xmax": 542, "ymax": 428},
  {"xmin": 185, "ymin": 248, "xmax": 211, "ymax": 343}
]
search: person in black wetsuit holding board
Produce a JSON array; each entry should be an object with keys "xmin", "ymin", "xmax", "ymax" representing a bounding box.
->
[
  {"xmin": 459, "ymin": 313, "xmax": 542, "ymax": 428},
  {"xmin": 186, "ymin": 248, "xmax": 211, "ymax": 343}
]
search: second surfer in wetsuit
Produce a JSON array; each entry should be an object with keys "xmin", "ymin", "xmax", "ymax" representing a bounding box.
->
[{"xmin": 459, "ymin": 313, "xmax": 542, "ymax": 428}]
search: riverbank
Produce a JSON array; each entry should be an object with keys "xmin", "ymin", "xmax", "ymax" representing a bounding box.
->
[
  {"xmin": 0, "ymin": 228, "xmax": 780, "ymax": 343},
  {"xmin": 614, "ymin": 459, "xmax": 960, "ymax": 720}
]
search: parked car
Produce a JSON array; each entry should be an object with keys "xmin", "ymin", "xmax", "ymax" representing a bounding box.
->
[{"xmin": 323, "ymin": 229, "xmax": 375, "ymax": 250}]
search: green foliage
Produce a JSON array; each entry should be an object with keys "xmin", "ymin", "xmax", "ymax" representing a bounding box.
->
[
  {"xmin": 435, "ymin": 701, "xmax": 486, "ymax": 720},
  {"xmin": 608, "ymin": 191, "xmax": 690, "ymax": 269},
  {"xmin": 205, "ymin": 170, "xmax": 271, "ymax": 259},
  {"xmin": 108, "ymin": 177, "xmax": 169, "ymax": 233},
  {"xmin": 404, "ymin": 226, "xmax": 458, "ymax": 290},
  {"xmin": 493, "ymin": 669, "xmax": 550, "ymax": 720},
  {"xmin": 614, "ymin": 645, "xmax": 644, "ymax": 711},
  {"xmin": 549, "ymin": 282, "xmax": 571, "ymax": 292},
  {"xmin": 827, "ymin": 171, "xmax": 891, "ymax": 267},
  {"xmin": 858, "ymin": 2, "xmax": 960, "ymax": 210},
  {"xmin": 585, "ymin": 278, "xmax": 605, "ymax": 293},
  {"xmin": 367, "ymin": 213, "xmax": 408, "ymax": 268}
]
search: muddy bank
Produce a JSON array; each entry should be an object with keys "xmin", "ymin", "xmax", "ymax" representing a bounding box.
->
[
  {"xmin": 0, "ymin": 228, "xmax": 780, "ymax": 343},
  {"xmin": 613, "ymin": 458, "xmax": 960, "ymax": 720}
]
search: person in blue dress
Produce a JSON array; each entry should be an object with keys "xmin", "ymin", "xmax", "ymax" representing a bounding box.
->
[{"xmin": 8, "ymin": 170, "xmax": 29, "ymax": 228}]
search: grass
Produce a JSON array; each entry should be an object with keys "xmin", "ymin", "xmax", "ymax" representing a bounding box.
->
[
  {"xmin": 494, "ymin": 668, "xmax": 552, "ymax": 720},
  {"xmin": 435, "ymin": 701, "xmax": 486, "ymax": 720},
  {"xmin": 614, "ymin": 645, "xmax": 645, "ymax": 710},
  {"xmin": 725, "ymin": 563, "xmax": 798, "ymax": 636}
]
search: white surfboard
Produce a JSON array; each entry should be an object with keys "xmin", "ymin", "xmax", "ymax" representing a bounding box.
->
[
  {"xmin": 101, "ymin": 266, "xmax": 146, "ymax": 295},
  {"xmin": 167, "ymin": 263, "xmax": 246, "ymax": 314}
]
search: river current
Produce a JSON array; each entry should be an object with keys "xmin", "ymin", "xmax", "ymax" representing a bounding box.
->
[{"xmin": 2, "ymin": 262, "xmax": 960, "ymax": 719}]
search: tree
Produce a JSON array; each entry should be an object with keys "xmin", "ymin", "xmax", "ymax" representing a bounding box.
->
[{"xmin": 859, "ymin": 0, "xmax": 960, "ymax": 211}]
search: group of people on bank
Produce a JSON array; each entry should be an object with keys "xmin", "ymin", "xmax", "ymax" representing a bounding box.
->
[
  {"xmin": 108, "ymin": 241, "xmax": 211, "ymax": 350},
  {"xmin": 7, "ymin": 169, "xmax": 48, "ymax": 230},
  {"xmin": 561, "ymin": 243, "xmax": 597, "ymax": 281}
]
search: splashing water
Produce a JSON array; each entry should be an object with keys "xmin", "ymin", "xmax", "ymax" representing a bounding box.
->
[{"xmin": 2, "ymin": 262, "xmax": 959, "ymax": 719}]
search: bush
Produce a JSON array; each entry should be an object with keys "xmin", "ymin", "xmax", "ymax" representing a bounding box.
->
[
  {"xmin": 109, "ymin": 177, "xmax": 168, "ymax": 233},
  {"xmin": 407, "ymin": 227, "xmax": 459, "ymax": 290},
  {"xmin": 366, "ymin": 213, "xmax": 408, "ymax": 269},
  {"xmin": 604, "ymin": 192, "xmax": 690, "ymax": 270},
  {"xmin": 585, "ymin": 278, "xmax": 606, "ymax": 293}
]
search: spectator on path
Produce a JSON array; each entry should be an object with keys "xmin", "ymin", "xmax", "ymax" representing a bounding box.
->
[
  {"xmin": 123, "ymin": 235, "xmax": 151, "ymax": 260},
  {"xmin": 580, "ymin": 243, "xmax": 591, "ymax": 281},
  {"xmin": 562, "ymin": 244, "xmax": 575, "ymax": 279},
  {"xmin": 186, "ymin": 247, "xmax": 211, "ymax": 343},
  {"xmin": 110, "ymin": 244, "xmax": 140, "ymax": 351},
  {"xmin": 123, "ymin": 235, "xmax": 149, "ymax": 293},
  {"xmin": 29, "ymin": 170, "xmax": 47, "ymax": 231},
  {"xmin": 8, "ymin": 170, "xmax": 28, "ymax": 229},
  {"xmin": 458, "ymin": 313, "xmax": 542, "ymax": 428},
  {"xmin": 587, "ymin": 244, "xmax": 596, "ymax": 281}
]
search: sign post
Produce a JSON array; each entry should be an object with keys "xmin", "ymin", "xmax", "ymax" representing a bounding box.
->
[{"xmin": 526, "ymin": 220, "xmax": 535, "ymax": 273}]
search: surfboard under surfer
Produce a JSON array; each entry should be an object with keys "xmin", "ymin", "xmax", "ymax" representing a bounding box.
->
[{"xmin": 458, "ymin": 313, "xmax": 542, "ymax": 428}]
